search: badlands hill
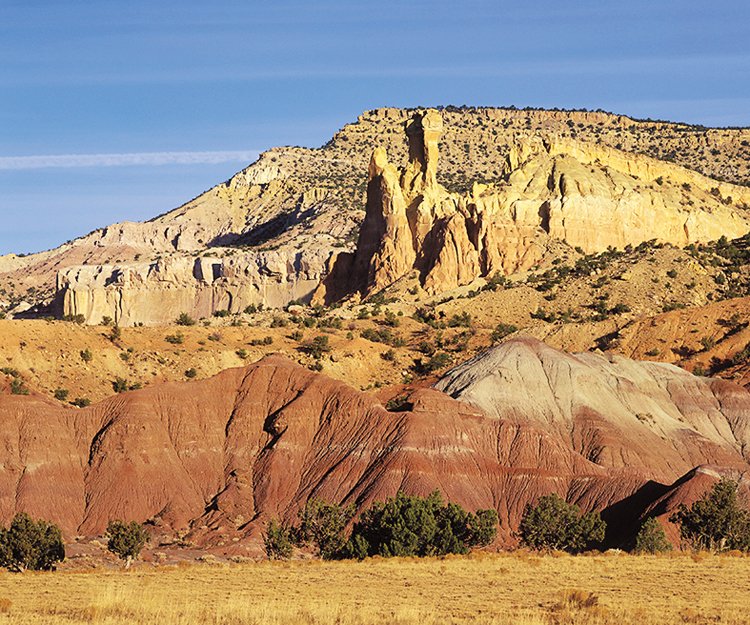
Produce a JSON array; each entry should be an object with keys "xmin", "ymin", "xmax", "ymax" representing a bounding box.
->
[
  {"xmin": 1, "ymin": 338, "xmax": 748, "ymax": 553},
  {"xmin": 3, "ymin": 106, "xmax": 750, "ymax": 557},
  {"xmin": 1, "ymin": 107, "xmax": 750, "ymax": 325}
]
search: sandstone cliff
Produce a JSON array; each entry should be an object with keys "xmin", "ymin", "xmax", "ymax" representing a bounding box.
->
[
  {"xmin": 1, "ymin": 339, "xmax": 748, "ymax": 552},
  {"xmin": 320, "ymin": 110, "xmax": 750, "ymax": 301},
  {"xmin": 3, "ymin": 106, "xmax": 750, "ymax": 324}
]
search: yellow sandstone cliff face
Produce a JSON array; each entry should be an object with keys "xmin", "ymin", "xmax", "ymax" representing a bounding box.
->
[
  {"xmin": 5, "ymin": 107, "xmax": 750, "ymax": 324},
  {"xmin": 322, "ymin": 109, "xmax": 750, "ymax": 300}
]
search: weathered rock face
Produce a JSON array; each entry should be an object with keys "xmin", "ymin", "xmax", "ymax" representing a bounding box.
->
[
  {"xmin": 57, "ymin": 247, "xmax": 332, "ymax": 326},
  {"xmin": 3, "ymin": 106, "xmax": 750, "ymax": 323},
  {"xmin": 1, "ymin": 340, "xmax": 748, "ymax": 551},
  {"xmin": 435, "ymin": 337, "xmax": 750, "ymax": 484},
  {"xmin": 320, "ymin": 110, "xmax": 750, "ymax": 301}
]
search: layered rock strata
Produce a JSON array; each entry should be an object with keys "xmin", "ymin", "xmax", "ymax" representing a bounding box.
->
[
  {"xmin": 321, "ymin": 110, "xmax": 750, "ymax": 301},
  {"xmin": 1, "ymin": 339, "xmax": 748, "ymax": 552}
]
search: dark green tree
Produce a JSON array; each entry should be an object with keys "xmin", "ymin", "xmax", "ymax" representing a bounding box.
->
[
  {"xmin": 347, "ymin": 491, "xmax": 497, "ymax": 559},
  {"xmin": 634, "ymin": 517, "xmax": 672, "ymax": 554},
  {"xmin": 106, "ymin": 520, "xmax": 147, "ymax": 567},
  {"xmin": 670, "ymin": 478, "xmax": 750, "ymax": 552},
  {"xmin": 298, "ymin": 497, "xmax": 354, "ymax": 560},
  {"xmin": 518, "ymin": 493, "xmax": 605, "ymax": 553},
  {"xmin": 263, "ymin": 519, "xmax": 294, "ymax": 560},
  {"xmin": 0, "ymin": 513, "xmax": 65, "ymax": 572}
]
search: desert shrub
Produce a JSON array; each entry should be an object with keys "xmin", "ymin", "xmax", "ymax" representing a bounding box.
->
[
  {"xmin": 106, "ymin": 520, "xmax": 147, "ymax": 565},
  {"xmin": 263, "ymin": 519, "xmax": 294, "ymax": 560},
  {"xmin": 347, "ymin": 491, "xmax": 497, "ymax": 559},
  {"xmin": 634, "ymin": 517, "xmax": 672, "ymax": 554},
  {"xmin": 175, "ymin": 313, "xmax": 196, "ymax": 326},
  {"xmin": 249, "ymin": 336, "xmax": 273, "ymax": 346},
  {"xmin": 101, "ymin": 316, "xmax": 113, "ymax": 326},
  {"xmin": 53, "ymin": 389, "xmax": 69, "ymax": 401},
  {"xmin": 184, "ymin": 368, "xmax": 197, "ymax": 379},
  {"xmin": 381, "ymin": 349, "xmax": 396, "ymax": 362},
  {"xmin": 165, "ymin": 332, "xmax": 184, "ymax": 345},
  {"xmin": 236, "ymin": 349, "xmax": 249, "ymax": 360},
  {"xmin": 80, "ymin": 348, "xmax": 93, "ymax": 363},
  {"xmin": 415, "ymin": 351, "xmax": 452, "ymax": 374},
  {"xmin": 244, "ymin": 304, "xmax": 258, "ymax": 314},
  {"xmin": 491, "ymin": 323, "xmax": 517, "ymax": 343},
  {"xmin": 0, "ymin": 513, "xmax": 65, "ymax": 572},
  {"xmin": 383, "ymin": 310, "xmax": 400, "ymax": 327},
  {"xmin": 298, "ymin": 498, "xmax": 354, "ymax": 560},
  {"xmin": 112, "ymin": 377, "xmax": 129, "ymax": 393},
  {"xmin": 301, "ymin": 335, "xmax": 331, "ymax": 359},
  {"xmin": 9, "ymin": 378, "xmax": 29, "ymax": 395},
  {"xmin": 71, "ymin": 397, "xmax": 91, "ymax": 408},
  {"xmin": 484, "ymin": 272, "xmax": 507, "ymax": 291},
  {"xmin": 213, "ymin": 310, "xmax": 230, "ymax": 318},
  {"xmin": 519, "ymin": 493, "xmax": 605, "ymax": 553},
  {"xmin": 447, "ymin": 312, "xmax": 472, "ymax": 328},
  {"xmin": 670, "ymin": 478, "xmax": 750, "ymax": 551},
  {"xmin": 360, "ymin": 327, "xmax": 401, "ymax": 345},
  {"xmin": 108, "ymin": 326, "xmax": 122, "ymax": 342},
  {"xmin": 63, "ymin": 314, "xmax": 86, "ymax": 324}
]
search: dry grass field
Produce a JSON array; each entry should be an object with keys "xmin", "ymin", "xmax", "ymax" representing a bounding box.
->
[{"xmin": 0, "ymin": 552, "xmax": 748, "ymax": 625}]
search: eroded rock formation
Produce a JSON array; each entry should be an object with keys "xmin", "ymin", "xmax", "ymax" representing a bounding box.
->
[
  {"xmin": 1, "ymin": 339, "xmax": 748, "ymax": 552},
  {"xmin": 320, "ymin": 109, "xmax": 750, "ymax": 302}
]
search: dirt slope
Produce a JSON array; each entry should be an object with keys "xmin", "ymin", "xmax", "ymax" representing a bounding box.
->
[{"xmin": 1, "ymin": 340, "xmax": 748, "ymax": 554}]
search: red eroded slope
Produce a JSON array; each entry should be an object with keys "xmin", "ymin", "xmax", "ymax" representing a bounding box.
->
[{"xmin": 0, "ymin": 344, "xmax": 748, "ymax": 553}]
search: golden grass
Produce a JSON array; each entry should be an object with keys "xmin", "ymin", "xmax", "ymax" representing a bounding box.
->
[{"xmin": 0, "ymin": 552, "xmax": 748, "ymax": 625}]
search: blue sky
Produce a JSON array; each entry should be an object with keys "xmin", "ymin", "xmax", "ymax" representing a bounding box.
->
[{"xmin": 1, "ymin": 0, "xmax": 749, "ymax": 254}]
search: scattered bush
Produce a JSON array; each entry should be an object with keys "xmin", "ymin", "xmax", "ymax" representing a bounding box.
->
[
  {"xmin": 62, "ymin": 314, "xmax": 86, "ymax": 324},
  {"xmin": 185, "ymin": 368, "xmax": 197, "ymax": 379},
  {"xmin": 0, "ymin": 513, "xmax": 65, "ymax": 572},
  {"xmin": 634, "ymin": 517, "xmax": 672, "ymax": 554},
  {"xmin": 108, "ymin": 326, "xmax": 122, "ymax": 342},
  {"xmin": 414, "ymin": 351, "xmax": 452, "ymax": 374},
  {"xmin": 80, "ymin": 349, "xmax": 93, "ymax": 363},
  {"xmin": 106, "ymin": 520, "xmax": 147, "ymax": 566},
  {"xmin": 491, "ymin": 323, "xmax": 517, "ymax": 343},
  {"xmin": 263, "ymin": 519, "xmax": 294, "ymax": 560},
  {"xmin": 298, "ymin": 498, "xmax": 354, "ymax": 560},
  {"xmin": 71, "ymin": 397, "xmax": 91, "ymax": 408},
  {"xmin": 518, "ymin": 493, "xmax": 605, "ymax": 553},
  {"xmin": 301, "ymin": 335, "xmax": 331, "ymax": 359},
  {"xmin": 447, "ymin": 312, "xmax": 472, "ymax": 328},
  {"xmin": 670, "ymin": 478, "xmax": 750, "ymax": 552},
  {"xmin": 347, "ymin": 491, "xmax": 497, "ymax": 559},
  {"xmin": 164, "ymin": 333, "xmax": 184, "ymax": 345},
  {"xmin": 53, "ymin": 389, "xmax": 69, "ymax": 402},
  {"xmin": 9, "ymin": 378, "xmax": 29, "ymax": 395},
  {"xmin": 381, "ymin": 349, "xmax": 396, "ymax": 362},
  {"xmin": 175, "ymin": 313, "xmax": 196, "ymax": 326}
]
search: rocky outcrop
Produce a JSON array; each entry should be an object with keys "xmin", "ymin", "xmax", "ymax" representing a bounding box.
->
[
  {"xmin": 435, "ymin": 337, "xmax": 750, "ymax": 483},
  {"xmin": 319, "ymin": 110, "xmax": 750, "ymax": 301},
  {"xmin": 1, "ymin": 340, "xmax": 748, "ymax": 552},
  {"xmin": 4, "ymin": 106, "xmax": 750, "ymax": 322},
  {"xmin": 57, "ymin": 246, "xmax": 332, "ymax": 326}
]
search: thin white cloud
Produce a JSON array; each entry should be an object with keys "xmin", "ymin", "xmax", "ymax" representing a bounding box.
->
[{"xmin": 0, "ymin": 150, "xmax": 261, "ymax": 170}]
